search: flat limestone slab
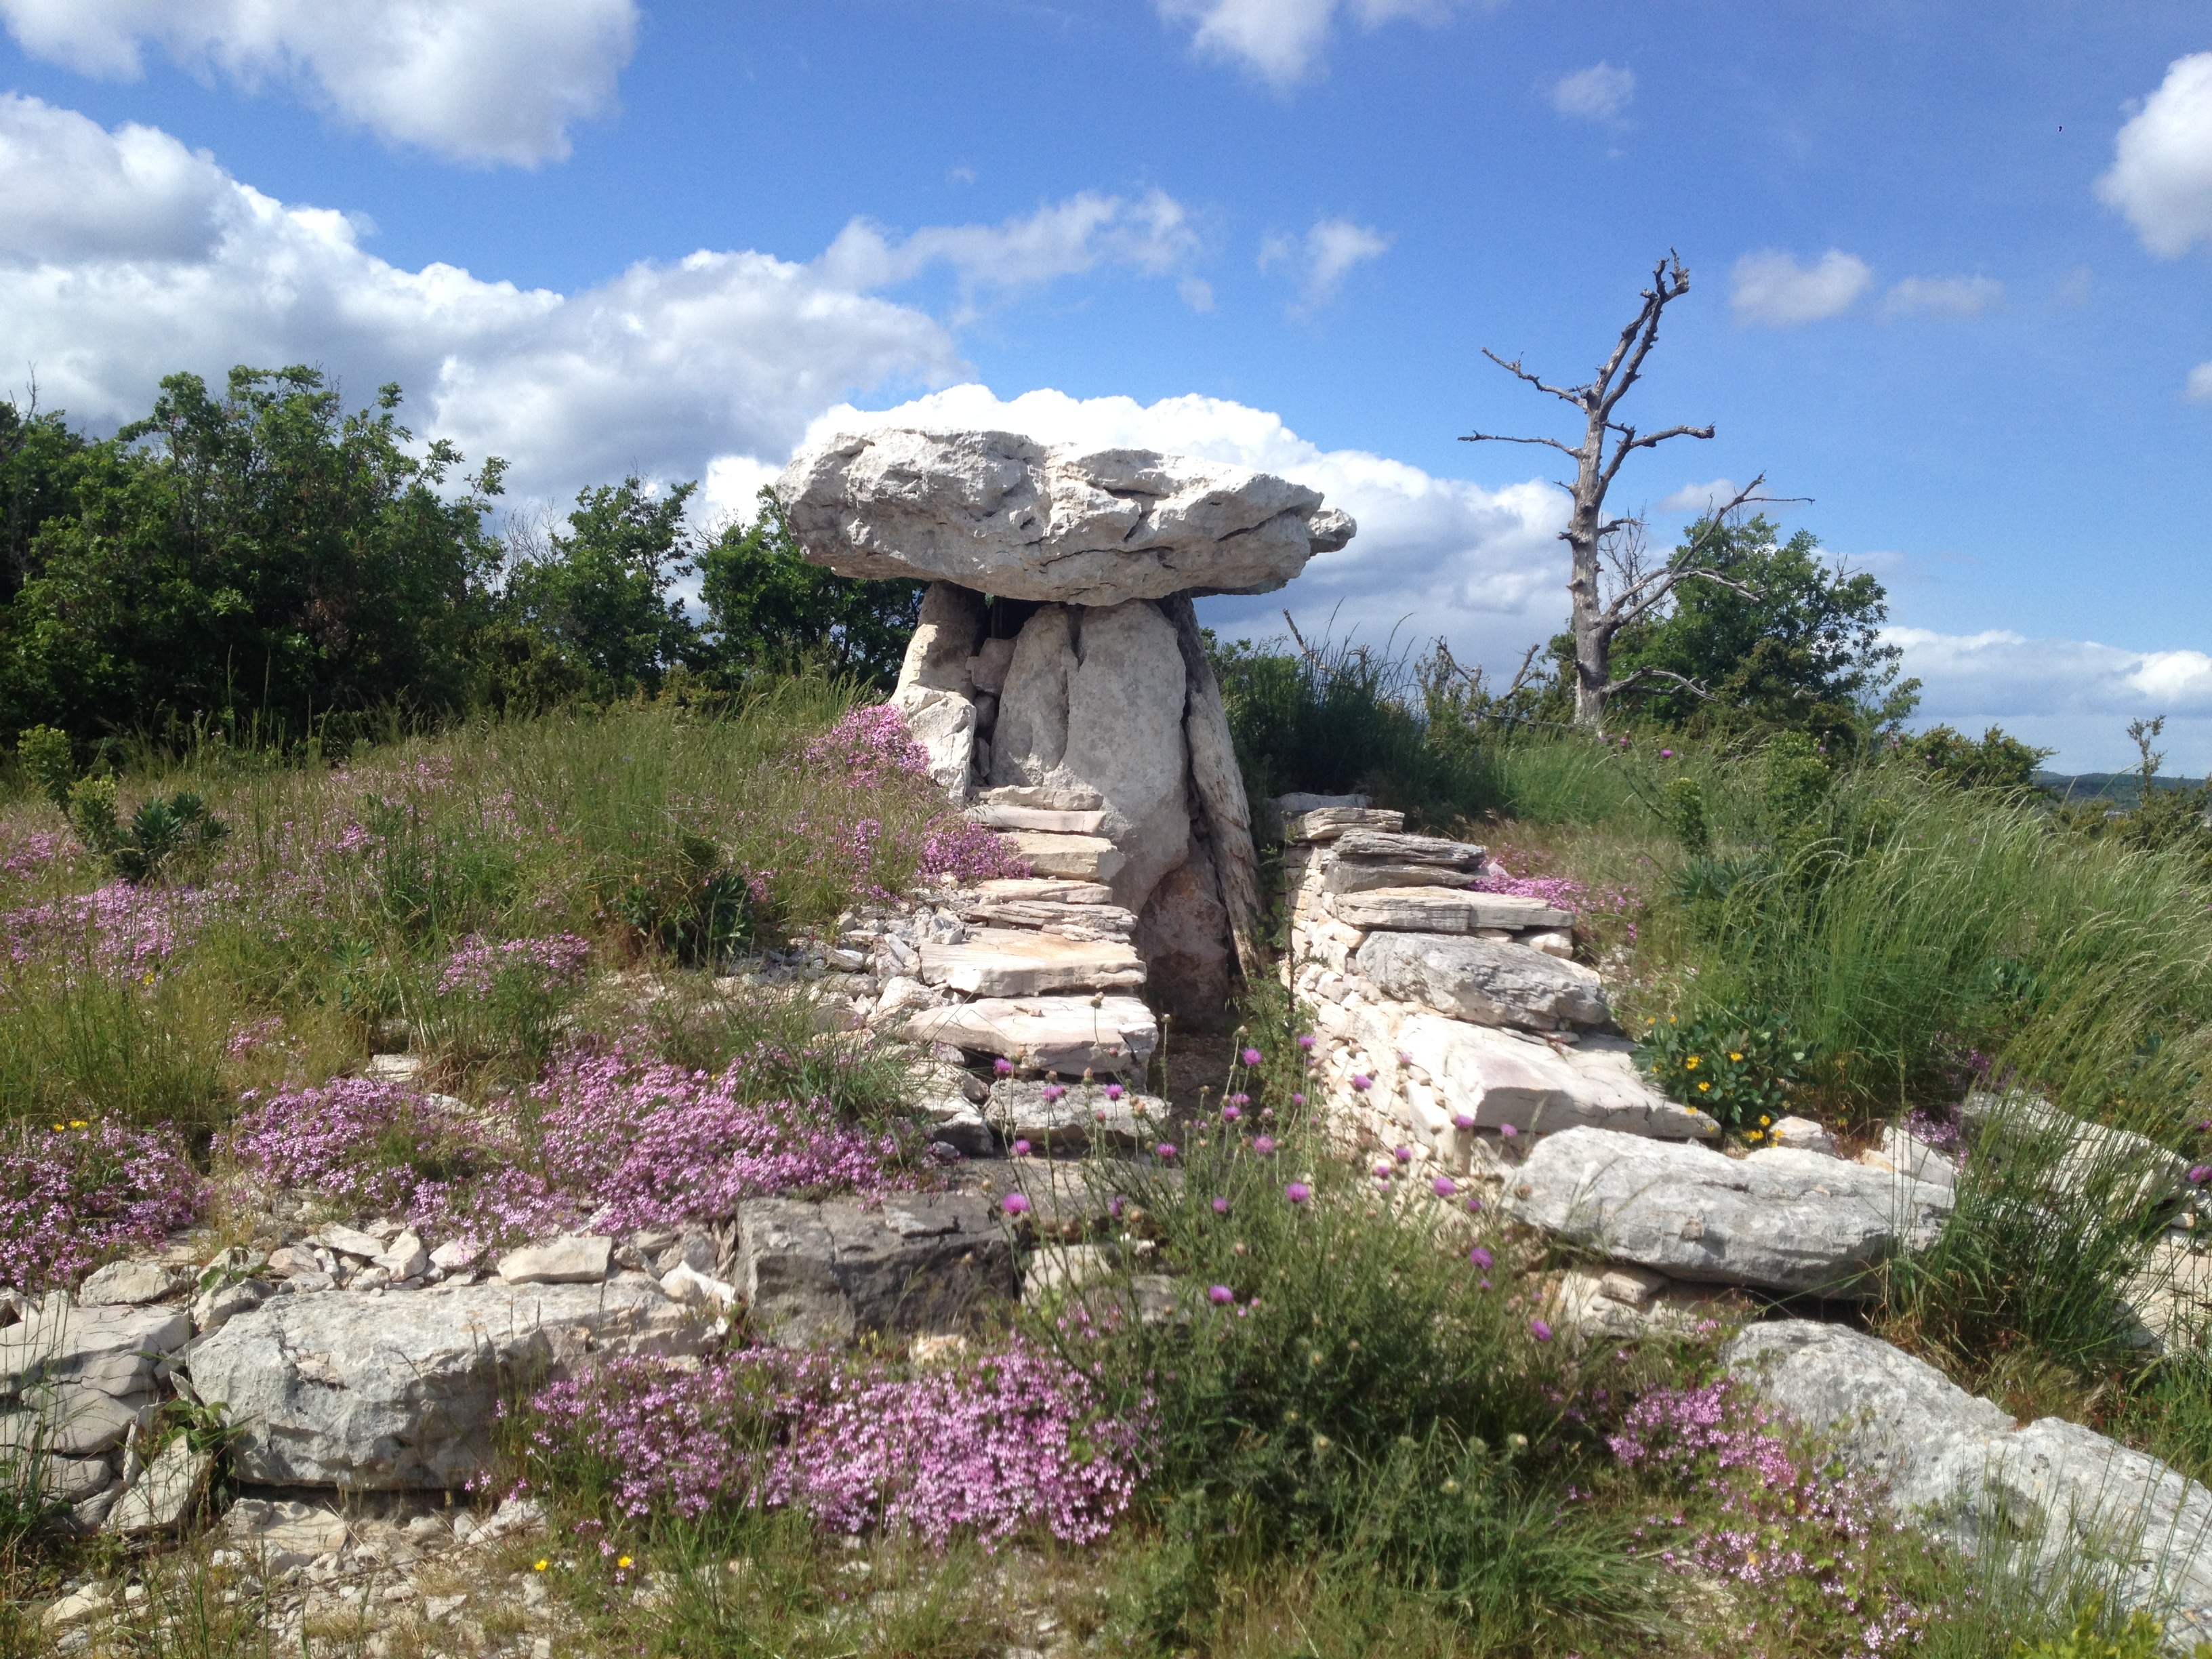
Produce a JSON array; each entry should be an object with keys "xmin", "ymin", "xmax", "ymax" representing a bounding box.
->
[
  {"xmin": 1332, "ymin": 887, "xmax": 1572, "ymax": 933},
  {"xmin": 962, "ymin": 877, "xmax": 1115, "ymax": 905},
  {"xmin": 960, "ymin": 900, "xmax": 1137, "ymax": 940},
  {"xmin": 1356, "ymin": 931, "xmax": 1608, "ymax": 1031},
  {"xmin": 917, "ymin": 928, "xmax": 1147, "ymax": 996},
  {"xmin": 1384, "ymin": 1015, "xmax": 1718, "ymax": 1139},
  {"xmin": 1509, "ymin": 1128, "xmax": 1952, "ymax": 1296},
  {"xmin": 1330, "ymin": 830, "xmax": 1486, "ymax": 868},
  {"xmin": 1003, "ymin": 832, "xmax": 1125, "ymax": 884},
  {"xmin": 1285, "ymin": 807, "xmax": 1404, "ymax": 843},
  {"xmin": 966, "ymin": 804, "xmax": 1111, "ymax": 834},
  {"xmin": 903, "ymin": 995, "xmax": 1158, "ymax": 1076}
]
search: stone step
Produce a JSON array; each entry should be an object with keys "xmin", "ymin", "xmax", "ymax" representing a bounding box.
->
[
  {"xmin": 1285, "ymin": 806, "xmax": 1403, "ymax": 842},
  {"xmin": 961, "ymin": 901, "xmax": 1137, "ymax": 941},
  {"xmin": 960, "ymin": 876, "xmax": 1117, "ymax": 905},
  {"xmin": 966, "ymin": 803, "xmax": 1110, "ymax": 834},
  {"xmin": 1378, "ymin": 1016, "xmax": 1719, "ymax": 1141},
  {"xmin": 1507, "ymin": 1128, "xmax": 1954, "ymax": 1297},
  {"xmin": 1003, "ymin": 831, "xmax": 1125, "ymax": 884},
  {"xmin": 903, "ymin": 994, "xmax": 1158, "ymax": 1076},
  {"xmin": 1330, "ymin": 829, "xmax": 1487, "ymax": 869},
  {"xmin": 917, "ymin": 928, "xmax": 1146, "ymax": 996},
  {"xmin": 1355, "ymin": 931, "xmax": 1608, "ymax": 1031},
  {"xmin": 1322, "ymin": 862, "xmax": 1481, "ymax": 895},
  {"xmin": 1331, "ymin": 887, "xmax": 1572, "ymax": 933}
]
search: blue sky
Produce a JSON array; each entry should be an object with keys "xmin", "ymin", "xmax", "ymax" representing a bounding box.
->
[{"xmin": 1, "ymin": 1, "xmax": 2209, "ymax": 769}]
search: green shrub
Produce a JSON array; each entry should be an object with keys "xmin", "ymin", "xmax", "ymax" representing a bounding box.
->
[
  {"xmin": 1634, "ymin": 1006, "xmax": 1811, "ymax": 1137},
  {"xmin": 2014, "ymin": 1595, "xmax": 2201, "ymax": 1658},
  {"xmin": 15, "ymin": 725, "xmax": 74, "ymax": 811},
  {"xmin": 1663, "ymin": 772, "xmax": 1711, "ymax": 853}
]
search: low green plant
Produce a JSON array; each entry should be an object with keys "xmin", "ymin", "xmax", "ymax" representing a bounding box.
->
[
  {"xmin": 2014, "ymin": 1595, "xmax": 2202, "ymax": 1658},
  {"xmin": 66, "ymin": 777, "xmax": 230, "ymax": 883},
  {"xmin": 1634, "ymin": 1005, "xmax": 1811, "ymax": 1136},
  {"xmin": 16, "ymin": 724, "xmax": 75, "ymax": 811},
  {"xmin": 1663, "ymin": 771, "xmax": 1711, "ymax": 853}
]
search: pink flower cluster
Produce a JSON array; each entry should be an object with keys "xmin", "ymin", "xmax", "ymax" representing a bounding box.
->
[
  {"xmin": 1, "ymin": 881, "xmax": 224, "ymax": 972},
  {"xmin": 0, "ymin": 1120, "xmax": 203, "ymax": 1292},
  {"xmin": 527, "ymin": 1338, "xmax": 1153, "ymax": 1545},
  {"xmin": 1609, "ymin": 1380, "xmax": 1922, "ymax": 1653},
  {"xmin": 221, "ymin": 1041, "xmax": 915, "ymax": 1248},
  {"xmin": 804, "ymin": 704, "xmax": 932, "ymax": 787},
  {"xmin": 0, "ymin": 828, "xmax": 70, "ymax": 882},
  {"xmin": 918, "ymin": 816, "xmax": 1029, "ymax": 884},
  {"xmin": 436, "ymin": 932, "xmax": 594, "ymax": 998},
  {"xmin": 1473, "ymin": 869, "xmax": 1643, "ymax": 940}
]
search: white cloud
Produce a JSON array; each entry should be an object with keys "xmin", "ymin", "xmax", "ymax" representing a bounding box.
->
[
  {"xmin": 1882, "ymin": 274, "xmax": 2003, "ymax": 320},
  {"xmin": 1261, "ymin": 216, "xmax": 1390, "ymax": 312},
  {"xmin": 796, "ymin": 382, "xmax": 1568, "ymax": 664},
  {"xmin": 1550, "ymin": 62, "xmax": 1633, "ymax": 121},
  {"xmin": 0, "ymin": 0, "xmax": 636, "ymax": 166},
  {"xmin": 2188, "ymin": 362, "xmax": 2212, "ymax": 404},
  {"xmin": 0, "ymin": 94, "xmax": 961, "ymax": 504},
  {"xmin": 1658, "ymin": 478, "xmax": 1740, "ymax": 514},
  {"xmin": 1893, "ymin": 625, "xmax": 2212, "ymax": 772},
  {"xmin": 1157, "ymin": 0, "xmax": 1456, "ymax": 89},
  {"xmin": 816, "ymin": 190, "xmax": 1204, "ymax": 311},
  {"xmin": 1729, "ymin": 249, "xmax": 1873, "ymax": 327},
  {"xmin": 2097, "ymin": 52, "xmax": 2212, "ymax": 258}
]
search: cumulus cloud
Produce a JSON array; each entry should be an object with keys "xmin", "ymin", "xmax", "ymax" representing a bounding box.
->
[
  {"xmin": 2097, "ymin": 52, "xmax": 2212, "ymax": 258},
  {"xmin": 0, "ymin": 94, "xmax": 963, "ymax": 504},
  {"xmin": 1157, "ymin": 0, "xmax": 1456, "ymax": 89},
  {"xmin": 0, "ymin": 0, "xmax": 636, "ymax": 166},
  {"xmin": 1260, "ymin": 216, "xmax": 1390, "ymax": 313},
  {"xmin": 1550, "ymin": 62, "xmax": 1633, "ymax": 121},
  {"xmin": 1882, "ymin": 274, "xmax": 2003, "ymax": 321},
  {"xmin": 1893, "ymin": 625, "xmax": 2212, "ymax": 772},
  {"xmin": 816, "ymin": 190, "xmax": 1204, "ymax": 311},
  {"xmin": 793, "ymin": 382, "xmax": 1569, "ymax": 663},
  {"xmin": 1657, "ymin": 478, "xmax": 1740, "ymax": 514},
  {"xmin": 2189, "ymin": 362, "xmax": 2212, "ymax": 404},
  {"xmin": 1730, "ymin": 249, "xmax": 1873, "ymax": 327}
]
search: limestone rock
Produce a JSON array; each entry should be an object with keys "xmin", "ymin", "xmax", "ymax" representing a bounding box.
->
[
  {"xmin": 1002, "ymin": 832, "xmax": 1122, "ymax": 884},
  {"xmin": 317, "ymin": 1225, "xmax": 386, "ymax": 1261},
  {"xmin": 77, "ymin": 1261, "xmax": 183, "ymax": 1307},
  {"xmin": 778, "ymin": 428, "xmax": 1353, "ymax": 604},
  {"xmin": 973, "ymin": 784, "xmax": 1103, "ymax": 813},
  {"xmin": 1963, "ymin": 1090, "xmax": 2185, "ymax": 1212},
  {"xmin": 737, "ymin": 1195, "xmax": 1018, "ymax": 1347},
  {"xmin": 44, "ymin": 1454, "xmax": 116, "ymax": 1505},
  {"xmin": 985, "ymin": 1080, "xmax": 1162, "ymax": 1153},
  {"xmin": 1258, "ymin": 792, "xmax": 1370, "ymax": 842},
  {"xmin": 1553, "ymin": 1265, "xmax": 1741, "ymax": 1341},
  {"xmin": 902, "ymin": 994, "xmax": 1158, "ymax": 1076},
  {"xmin": 187, "ymin": 1279, "xmax": 712, "ymax": 1488},
  {"xmin": 106, "ymin": 1437, "xmax": 213, "ymax": 1535},
  {"xmin": 1355, "ymin": 932, "xmax": 1609, "ymax": 1031},
  {"xmin": 916, "ymin": 928, "xmax": 1145, "ymax": 996},
  {"xmin": 959, "ymin": 898, "xmax": 1137, "ymax": 941},
  {"xmin": 1322, "ymin": 861, "xmax": 1482, "ymax": 895},
  {"xmin": 497, "ymin": 1235, "xmax": 613, "ymax": 1286},
  {"xmin": 1285, "ymin": 806, "xmax": 1404, "ymax": 843},
  {"xmin": 985, "ymin": 605, "xmax": 1073, "ymax": 784},
  {"xmin": 1, "ymin": 1385, "xmax": 148, "ymax": 1456},
  {"xmin": 1373, "ymin": 1013, "xmax": 1717, "ymax": 1140},
  {"xmin": 0, "ymin": 1303, "xmax": 192, "ymax": 1397},
  {"xmin": 1864, "ymin": 1123, "xmax": 1959, "ymax": 1189},
  {"xmin": 892, "ymin": 685, "xmax": 977, "ymax": 802},
  {"xmin": 895, "ymin": 581, "xmax": 984, "ymax": 697},
  {"xmin": 191, "ymin": 1277, "xmax": 270, "ymax": 1336},
  {"xmin": 959, "ymin": 876, "xmax": 1115, "ymax": 905},
  {"xmin": 1332, "ymin": 888, "xmax": 1572, "ymax": 933},
  {"xmin": 1767, "ymin": 1116, "xmax": 1837, "ymax": 1154},
  {"xmin": 969, "ymin": 634, "xmax": 1016, "ymax": 692},
  {"xmin": 1057, "ymin": 599, "xmax": 1191, "ymax": 912},
  {"xmin": 1331, "ymin": 830, "xmax": 1486, "ymax": 869},
  {"xmin": 1134, "ymin": 842, "xmax": 1234, "ymax": 1027},
  {"xmin": 966, "ymin": 803, "xmax": 1108, "ymax": 834},
  {"xmin": 1509, "ymin": 1128, "xmax": 1954, "ymax": 1296},
  {"xmin": 225, "ymin": 1498, "xmax": 350, "ymax": 1571},
  {"xmin": 1164, "ymin": 593, "xmax": 1265, "ymax": 979}
]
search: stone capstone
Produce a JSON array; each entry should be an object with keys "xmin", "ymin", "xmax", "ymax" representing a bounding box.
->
[
  {"xmin": 737, "ymin": 1195, "xmax": 1018, "ymax": 1347},
  {"xmin": 777, "ymin": 428, "xmax": 1354, "ymax": 605},
  {"xmin": 187, "ymin": 1279, "xmax": 714, "ymax": 1488},
  {"xmin": 1331, "ymin": 888, "xmax": 1572, "ymax": 933},
  {"xmin": 1355, "ymin": 932, "xmax": 1608, "ymax": 1031},
  {"xmin": 1508, "ymin": 1128, "xmax": 1954, "ymax": 1296}
]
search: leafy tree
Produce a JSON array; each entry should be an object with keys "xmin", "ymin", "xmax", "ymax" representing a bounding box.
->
[
  {"xmin": 1896, "ymin": 724, "xmax": 2051, "ymax": 792},
  {"xmin": 490, "ymin": 477, "xmax": 699, "ymax": 703},
  {"xmin": 1600, "ymin": 516, "xmax": 1918, "ymax": 743},
  {"xmin": 0, "ymin": 396, "xmax": 90, "ymax": 605},
  {"xmin": 695, "ymin": 489, "xmax": 921, "ymax": 689},
  {"xmin": 0, "ymin": 367, "xmax": 504, "ymax": 743}
]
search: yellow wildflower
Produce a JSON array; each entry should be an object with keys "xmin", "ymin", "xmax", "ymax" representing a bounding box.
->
[
  {"xmin": 1728, "ymin": 1052, "xmax": 1743, "ymax": 1062},
  {"xmin": 617, "ymin": 1556, "xmax": 633, "ymax": 1570},
  {"xmin": 1747, "ymin": 1128, "xmax": 1764, "ymax": 1141},
  {"xmin": 69, "ymin": 1119, "xmax": 85, "ymax": 1128},
  {"xmin": 1698, "ymin": 1082, "xmax": 1711, "ymax": 1092},
  {"xmin": 1684, "ymin": 1056, "xmax": 1700, "ymax": 1070},
  {"xmin": 1759, "ymin": 1115, "xmax": 1771, "ymax": 1126},
  {"xmin": 50, "ymin": 1123, "xmax": 64, "ymax": 1132},
  {"xmin": 533, "ymin": 1559, "xmax": 549, "ymax": 1573}
]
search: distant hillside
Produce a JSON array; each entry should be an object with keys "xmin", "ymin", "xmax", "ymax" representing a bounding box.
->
[{"xmin": 2034, "ymin": 771, "xmax": 2206, "ymax": 808}]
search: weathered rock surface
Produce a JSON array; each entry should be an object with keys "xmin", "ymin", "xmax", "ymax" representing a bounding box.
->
[
  {"xmin": 967, "ymin": 803, "xmax": 1109, "ymax": 834},
  {"xmin": 1554, "ymin": 1265, "xmax": 1741, "ymax": 1341},
  {"xmin": 1284, "ymin": 806, "xmax": 1403, "ymax": 842},
  {"xmin": 1002, "ymin": 831, "xmax": 1123, "ymax": 883},
  {"xmin": 496, "ymin": 1235, "xmax": 612, "ymax": 1286},
  {"xmin": 1862, "ymin": 1122, "xmax": 1959, "ymax": 1189},
  {"xmin": 1331, "ymin": 830, "xmax": 1486, "ymax": 869},
  {"xmin": 188, "ymin": 1279, "xmax": 712, "ymax": 1488},
  {"xmin": 77, "ymin": 1262, "xmax": 184, "ymax": 1307},
  {"xmin": 959, "ymin": 897, "xmax": 1136, "ymax": 941},
  {"xmin": 1767, "ymin": 1116, "xmax": 1837, "ymax": 1154},
  {"xmin": 1727, "ymin": 1320, "xmax": 2212, "ymax": 1649},
  {"xmin": 916, "ymin": 927, "xmax": 1145, "ymax": 996},
  {"xmin": 1055, "ymin": 600, "xmax": 1191, "ymax": 912},
  {"xmin": 959, "ymin": 876, "xmax": 1114, "ymax": 905},
  {"xmin": 778, "ymin": 429, "xmax": 1354, "ymax": 605},
  {"xmin": 892, "ymin": 687, "xmax": 977, "ymax": 801},
  {"xmin": 903, "ymin": 994, "xmax": 1158, "ymax": 1075},
  {"xmin": 0, "ymin": 1302, "xmax": 192, "ymax": 1397},
  {"xmin": 1963, "ymin": 1090, "xmax": 2189, "ymax": 1212},
  {"xmin": 1355, "ymin": 932, "xmax": 1608, "ymax": 1031},
  {"xmin": 2, "ymin": 1382, "xmax": 148, "ymax": 1456},
  {"xmin": 1134, "ymin": 842, "xmax": 1233, "ymax": 1026},
  {"xmin": 1332, "ymin": 888, "xmax": 1572, "ymax": 933},
  {"xmin": 225, "ymin": 1497, "xmax": 350, "ymax": 1570},
  {"xmin": 737, "ymin": 1195, "xmax": 1018, "ymax": 1347},
  {"xmin": 1368, "ymin": 1015, "xmax": 1716, "ymax": 1141},
  {"xmin": 1510, "ymin": 1130, "xmax": 1954, "ymax": 1295},
  {"xmin": 985, "ymin": 1080, "xmax": 1162, "ymax": 1153},
  {"xmin": 105, "ymin": 1437, "xmax": 211, "ymax": 1535}
]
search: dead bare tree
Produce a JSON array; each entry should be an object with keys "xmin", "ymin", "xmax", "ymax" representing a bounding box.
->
[{"xmin": 1461, "ymin": 253, "xmax": 1780, "ymax": 731}]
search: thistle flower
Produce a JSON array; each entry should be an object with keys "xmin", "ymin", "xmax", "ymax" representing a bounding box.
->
[
  {"xmin": 1351, "ymin": 1075, "xmax": 1372, "ymax": 1092},
  {"xmin": 1452, "ymin": 1112, "xmax": 1477, "ymax": 1130},
  {"xmin": 1001, "ymin": 1191, "xmax": 1031, "ymax": 1215},
  {"xmin": 1252, "ymin": 1135, "xmax": 1277, "ymax": 1155},
  {"xmin": 1285, "ymin": 1181, "xmax": 1312, "ymax": 1204},
  {"xmin": 1296, "ymin": 1034, "xmax": 1316, "ymax": 1051},
  {"xmin": 1013, "ymin": 1139, "xmax": 1032, "ymax": 1156},
  {"xmin": 1208, "ymin": 1285, "xmax": 1234, "ymax": 1305},
  {"xmin": 1104, "ymin": 1082, "xmax": 1125, "ymax": 1101},
  {"xmin": 1530, "ymin": 1318, "xmax": 1553, "ymax": 1342},
  {"xmin": 1499, "ymin": 1122, "xmax": 1518, "ymax": 1138},
  {"xmin": 1433, "ymin": 1175, "xmax": 1457, "ymax": 1197},
  {"xmin": 1155, "ymin": 1143, "xmax": 1176, "ymax": 1161},
  {"xmin": 993, "ymin": 1057, "xmax": 1015, "ymax": 1078},
  {"xmin": 1041, "ymin": 1084, "xmax": 1065, "ymax": 1104},
  {"xmin": 1212, "ymin": 1197, "xmax": 1230, "ymax": 1215},
  {"xmin": 1469, "ymin": 1245, "xmax": 1494, "ymax": 1269},
  {"xmin": 1241, "ymin": 1048, "xmax": 1262, "ymax": 1066}
]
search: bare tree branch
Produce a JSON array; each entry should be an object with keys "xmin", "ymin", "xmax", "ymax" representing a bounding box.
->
[
  {"xmin": 1601, "ymin": 665, "xmax": 1713, "ymax": 700},
  {"xmin": 1476, "ymin": 348, "xmax": 1589, "ymax": 407},
  {"xmin": 1458, "ymin": 431, "xmax": 1582, "ymax": 456}
]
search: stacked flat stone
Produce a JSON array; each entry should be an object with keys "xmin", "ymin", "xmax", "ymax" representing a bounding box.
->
[
  {"xmin": 779, "ymin": 428, "xmax": 1356, "ymax": 1029},
  {"xmin": 1281, "ymin": 803, "xmax": 1720, "ymax": 1166}
]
